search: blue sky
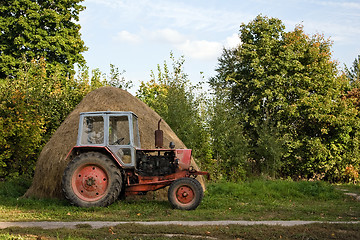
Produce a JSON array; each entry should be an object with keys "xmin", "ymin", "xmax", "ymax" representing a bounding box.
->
[{"xmin": 79, "ymin": 0, "xmax": 360, "ymax": 94}]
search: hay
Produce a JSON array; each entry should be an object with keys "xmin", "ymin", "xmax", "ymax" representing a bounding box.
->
[{"xmin": 24, "ymin": 86, "xmax": 203, "ymax": 200}]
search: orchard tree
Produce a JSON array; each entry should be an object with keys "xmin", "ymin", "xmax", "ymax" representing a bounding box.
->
[
  {"xmin": 211, "ymin": 15, "xmax": 360, "ymax": 181},
  {"xmin": 0, "ymin": 0, "xmax": 87, "ymax": 78}
]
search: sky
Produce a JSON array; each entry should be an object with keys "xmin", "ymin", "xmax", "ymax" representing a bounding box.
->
[{"xmin": 79, "ymin": 0, "xmax": 360, "ymax": 94}]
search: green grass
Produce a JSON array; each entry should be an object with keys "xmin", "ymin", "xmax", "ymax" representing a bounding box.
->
[
  {"xmin": 1, "ymin": 177, "xmax": 359, "ymax": 239},
  {"xmin": 0, "ymin": 177, "xmax": 359, "ymax": 222}
]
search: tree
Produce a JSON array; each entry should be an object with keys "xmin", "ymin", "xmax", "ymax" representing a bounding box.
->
[
  {"xmin": 208, "ymin": 78, "xmax": 249, "ymax": 181},
  {"xmin": 0, "ymin": 0, "xmax": 87, "ymax": 78},
  {"xmin": 346, "ymin": 55, "xmax": 360, "ymax": 110},
  {"xmin": 137, "ymin": 53, "xmax": 212, "ymax": 169},
  {"xmin": 211, "ymin": 16, "xmax": 288, "ymax": 177},
  {"xmin": 211, "ymin": 15, "xmax": 360, "ymax": 181},
  {"xmin": 345, "ymin": 55, "xmax": 360, "ymax": 87}
]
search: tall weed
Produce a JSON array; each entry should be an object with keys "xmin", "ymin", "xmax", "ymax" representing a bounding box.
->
[{"xmin": 0, "ymin": 176, "xmax": 31, "ymax": 198}]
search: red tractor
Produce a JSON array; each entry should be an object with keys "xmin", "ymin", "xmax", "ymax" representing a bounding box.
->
[{"xmin": 62, "ymin": 111, "xmax": 208, "ymax": 210}]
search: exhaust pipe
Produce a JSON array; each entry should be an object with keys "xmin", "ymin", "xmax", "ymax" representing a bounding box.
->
[{"xmin": 155, "ymin": 119, "xmax": 163, "ymax": 148}]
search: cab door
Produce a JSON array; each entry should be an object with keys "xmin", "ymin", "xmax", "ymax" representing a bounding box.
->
[{"xmin": 107, "ymin": 114, "xmax": 136, "ymax": 168}]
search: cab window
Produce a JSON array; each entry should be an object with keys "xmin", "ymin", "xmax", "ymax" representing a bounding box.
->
[
  {"xmin": 81, "ymin": 116, "xmax": 104, "ymax": 144},
  {"xmin": 109, "ymin": 116, "xmax": 130, "ymax": 145}
]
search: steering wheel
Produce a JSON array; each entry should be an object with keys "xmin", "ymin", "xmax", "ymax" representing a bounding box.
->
[{"xmin": 114, "ymin": 137, "xmax": 124, "ymax": 145}]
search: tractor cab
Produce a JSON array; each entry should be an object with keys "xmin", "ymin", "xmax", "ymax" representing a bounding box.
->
[{"xmin": 77, "ymin": 111, "xmax": 140, "ymax": 167}]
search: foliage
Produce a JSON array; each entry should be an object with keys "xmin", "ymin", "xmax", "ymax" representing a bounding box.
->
[
  {"xmin": 107, "ymin": 64, "xmax": 133, "ymax": 90},
  {"xmin": 0, "ymin": 0, "xmax": 87, "ymax": 78},
  {"xmin": 0, "ymin": 0, "xmax": 89, "ymax": 177},
  {"xmin": 345, "ymin": 55, "xmax": 360, "ymax": 86},
  {"xmin": 0, "ymin": 54, "xmax": 132, "ymax": 178},
  {"xmin": 76, "ymin": 64, "xmax": 133, "ymax": 92},
  {"xmin": 137, "ymin": 53, "xmax": 212, "ymax": 169},
  {"xmin": 210, "ymin": 15, "xmax": 360, "ymax": 182},
  {"xmin": 0, "ymin": 58, "xmax": 133, "ymax": 178},
  {"xmin": 0, "ymin": 80, "xmax": 45, "ymax": 177},
  {"xmin": 0, "ymin": 58, "xmax": 91, "ymax": 177},
  {"xmin": 208, "ymin": 74, "xmax": 248, "ymax": 181}
]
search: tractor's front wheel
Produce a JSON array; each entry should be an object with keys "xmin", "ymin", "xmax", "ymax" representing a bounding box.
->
[
  {"xmin": 62, "ymin": 152, "xmax": 122, "ymax": 207},
  {"xmin": 168, "ymin": 177, "xmax": 203, "ymax": 210}
]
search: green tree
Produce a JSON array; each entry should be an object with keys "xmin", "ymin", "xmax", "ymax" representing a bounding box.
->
[
  {"xmin": 211, "ymin": 15, "xmax": 359, "ymax": 181},
  {"xmin": 345, "ymin": 55, "xmax": 360, "ymax": 87},
  {"xmin": 0, "ymin": 0, "xmax": 87, "ymax": 78},
  {"xmin": 208, "ymin": 79, "xmax": 249, "ymax": 181},
  {"xmin": 137, "ymin": 53, "xmax": 212, "ymax": 169}
]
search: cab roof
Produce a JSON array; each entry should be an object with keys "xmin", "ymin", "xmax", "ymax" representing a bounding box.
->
[{"xmin": 80, "ymin": 111, "xmax": 138, "ymax": 118}]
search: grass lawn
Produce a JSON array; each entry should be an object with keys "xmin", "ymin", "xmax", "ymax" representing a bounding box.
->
[{"xmin": 0, "ymin": 177, "xmax": 359, "ymax": 239}]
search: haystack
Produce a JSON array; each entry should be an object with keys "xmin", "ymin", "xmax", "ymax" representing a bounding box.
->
[{"xmin": 24, "ymin": 86, "xmax": 204, "ymax": 200}]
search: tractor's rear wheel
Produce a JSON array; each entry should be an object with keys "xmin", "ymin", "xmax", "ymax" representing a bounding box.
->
[
  {"xmin": 62, "ymin": 152, "xmax": 122, "ymax": 207},
  {"xmin": 168, "ymin": 177, "xmax": 203, "ymax": 210}
]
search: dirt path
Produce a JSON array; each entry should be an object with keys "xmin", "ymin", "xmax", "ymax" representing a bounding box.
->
[
  {"xmin": 0, "ymin": 220, "xmax": 359, "ymax": 229},
  {"xmin": 337, "ymin": 188, "xmax": 360, "ymax": 201}
]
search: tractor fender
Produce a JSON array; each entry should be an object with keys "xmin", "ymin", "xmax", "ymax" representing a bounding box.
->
[
  {"xmin": 64, "ymin": 146, "xmax": 124, "ymax": 169},
  {"xmin": 175, "ymin": 149, "xmax": 192, "ymax": 170}
]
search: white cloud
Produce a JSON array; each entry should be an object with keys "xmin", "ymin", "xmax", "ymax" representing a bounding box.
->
[
  {"xmin": 148, "ymin": 28, "xmax": 186, "ymax": 44},
  {"xmin": 113, "ymin": 31, "xmax": 141, "ymax": 44},
  {"xmin": 177, "ymin": 40, "xmax": 223, "ymax": 60},
  {"xmin": 147, "ymin": 2, "xmax": 247, "ymax": 33},
  {"xmin": 224, "ymin": 33, "xmax": 241, "ymax": 49},
  {"xmin": 112, "ymin": 28, "xmax": 239, "ymax": 61},
  {"xmin": 87, "ymin": 0, "xmax": 247, "ymax": 33},
  {"xmin": 112, "ymin": 27, "xmax": 222, "ymax": 60}
]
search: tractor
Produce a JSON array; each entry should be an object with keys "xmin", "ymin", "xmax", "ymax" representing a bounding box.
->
[{"xmin": 62, "ymin": 111, "xmax": 208, "ymax": 210}]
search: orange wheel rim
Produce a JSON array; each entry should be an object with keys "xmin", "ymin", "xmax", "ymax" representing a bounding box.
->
[
  {"xmin": 71, "ymin": 164, "xmax": 109, "ymax": 202},
  {"xmin": 175, "ymin": 185, "xmax": 194, "ymax": 204}
]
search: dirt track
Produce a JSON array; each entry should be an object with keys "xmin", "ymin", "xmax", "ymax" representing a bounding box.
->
[{"xmin": 0, "ymin": 221, "xmax": 359, "ymax": 229}]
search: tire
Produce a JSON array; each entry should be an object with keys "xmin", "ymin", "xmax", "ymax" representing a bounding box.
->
[
  {"xmin": 62, "ymin": 152, "xmax": 122, "ymax": 207},
  {"xmin": 168, "ymin": 178, "xmax": 204, "ymax": 210}
]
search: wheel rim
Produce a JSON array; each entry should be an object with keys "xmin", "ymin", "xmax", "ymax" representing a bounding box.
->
[
  {"xmin": 175, "ymin": 185, "xmax": 195, "ymax": 204},
  {"xmin": 71, "ymin": 164, "xmax": 109, "ymax": 202}
]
